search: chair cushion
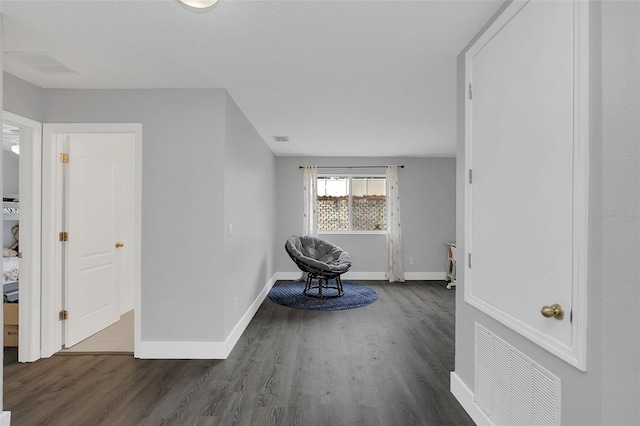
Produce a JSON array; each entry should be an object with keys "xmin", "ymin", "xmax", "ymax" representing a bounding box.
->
[{"xmin": 285, "ymin": 235, "xmax": 352, "ymax": 274}]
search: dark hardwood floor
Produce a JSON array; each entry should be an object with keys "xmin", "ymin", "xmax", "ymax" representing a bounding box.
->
[{"xmin": 4, "ymin": 280, "xmax": 473, "ymax": 426}]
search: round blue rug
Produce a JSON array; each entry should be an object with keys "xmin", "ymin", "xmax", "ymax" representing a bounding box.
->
[{"xmin": 268, "ymin": 281, "xmax": 378, "ymax": 311}]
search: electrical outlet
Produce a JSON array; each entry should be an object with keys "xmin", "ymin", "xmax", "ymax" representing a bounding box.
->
[
  {"xmin": 409, "ymin": 257, "xmax": 414, "ymax": 265},
  {"xmin": 228, "ymin": 223, "xmax": 233, "ymax": 237}
]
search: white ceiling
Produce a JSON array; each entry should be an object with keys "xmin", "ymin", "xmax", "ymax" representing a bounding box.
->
[{"xmin": 2, "ymin": 0, "xmax": 502, "ymax": 157}]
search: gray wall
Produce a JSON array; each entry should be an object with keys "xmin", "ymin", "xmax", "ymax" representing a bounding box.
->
[
  {"xmin": 3, "ymin": 151, "xmax": 18, "ymax": 195},
  {"xmin": 600, "ymin": 1, "xmax": 639, "ymax": 421},
  {"xmin": 275, "ymin": 156, "xmax": 456, "ymax": 276},
  {"xmin": 454, "ymin": 1, "xmax": 639, "ymax": 425},
  {"xmin": 42, "ymin": 87, "xmax": 228, "ymax": 342},
  {"xmin": 223, "ymin": 92, "xmax": 276, "ymax": 336},
  {"xmin": 3, "ymin": 73, "xmax": 44, "ymax": 123},
  {"xmin": 4, "ymin": 78, "xmax": 278, "ymax": 344}
]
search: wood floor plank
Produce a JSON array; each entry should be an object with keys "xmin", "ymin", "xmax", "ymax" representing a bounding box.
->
[{"xmin": 4, "ymin": 280, "xmax": 473, "ymax": 425}]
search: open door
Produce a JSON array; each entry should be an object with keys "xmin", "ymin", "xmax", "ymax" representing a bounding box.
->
[{"xmin": 63, "ymin": 133, "xmax": 134, "ymax": 347}]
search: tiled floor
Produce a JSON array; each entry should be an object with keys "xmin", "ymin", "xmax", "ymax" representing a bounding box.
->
[{"xmin": 60, "ymin": 310, "xmax": 134, "ymax": 354}]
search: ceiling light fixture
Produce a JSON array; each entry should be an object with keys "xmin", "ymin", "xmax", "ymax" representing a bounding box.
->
[
  {"xmin": 179, "ymin": 0, "xmax": 218, "ymax": 8},
  {"xmin": 11, "ymin": 145, "xmax": 19, "ymax": 155}
]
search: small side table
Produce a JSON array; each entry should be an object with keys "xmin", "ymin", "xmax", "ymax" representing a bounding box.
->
[{"xmin": 444, "ymin": 242, "xmax": 456, "ymax": 289}]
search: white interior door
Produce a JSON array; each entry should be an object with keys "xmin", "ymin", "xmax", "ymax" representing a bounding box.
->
[
  {"xmin": 64, "ymin": 133, "xmax": 134, "ymax": 347},
  {"xmin": 465, "ymin": 0, "xmax": 588, "ymax": 368}
]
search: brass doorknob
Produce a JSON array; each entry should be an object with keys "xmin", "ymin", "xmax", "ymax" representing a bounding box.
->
[
  {"xmin": 115, "ymin": 242, "xmax": 124, "ymax": 249},
  {"xmin": 540, "ymin": 304, "xmax": 564, "ymax": 320}
]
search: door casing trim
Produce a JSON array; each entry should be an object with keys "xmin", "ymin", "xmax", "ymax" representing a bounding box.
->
[{"xmin": 3, "ymin": 111, "xmax": 42, "ymax": 363}]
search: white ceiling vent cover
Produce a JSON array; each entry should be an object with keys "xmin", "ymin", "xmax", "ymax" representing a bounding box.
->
[
  {"xmin": 4, "ymin": 52, "xmax": 77, "ymax": 74},
  {"xmin": 475, "ymin": 323, "xmax": 561, "ymax": 426},
  {"xmin": 272, "ymin": 136, "xmax": 290, "ymax": 143}
]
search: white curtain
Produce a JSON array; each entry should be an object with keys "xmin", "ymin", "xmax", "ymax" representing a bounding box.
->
[
  {"xmin": 302, "ymin": 166, "xmax": 318, "ymax": 237},
  {"xmin": 386, "ymin": 165, "xmax": 405, "ymax": 282}
]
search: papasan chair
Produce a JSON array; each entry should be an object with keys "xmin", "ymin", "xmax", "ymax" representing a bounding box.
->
[{"xmin": 285, "ymin": 235, "xmax": 352, "ymax": 298}]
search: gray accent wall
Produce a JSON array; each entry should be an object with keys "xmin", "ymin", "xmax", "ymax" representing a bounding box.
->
[
  {"xmin": 4, "ymin": 76, "xmax": 277, "ymax": 345},
  {"xmin": 454, "ymin": 2, "xmax": 640, "ymax": 425},
  {"xmin": 223, "ymin": 92, "xmax": 276, "ymax": 336},
  {"xmin": 275, "ymin": 156, "xmax": 456, "ymax": 276}
]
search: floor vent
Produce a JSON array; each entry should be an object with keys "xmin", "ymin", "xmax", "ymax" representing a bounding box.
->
[{"xmin": 475, "ymin": 323, "xmax": 560, "ymax": 425}]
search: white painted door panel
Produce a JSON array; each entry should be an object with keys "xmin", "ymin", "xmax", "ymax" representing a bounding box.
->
[
  {"xmin": 468, "ymin": 1, "xmax": 574, "ymax": 345},
  {"xmin": 65, "ymin": 133, "xmax": 133, "ymax": 347}
]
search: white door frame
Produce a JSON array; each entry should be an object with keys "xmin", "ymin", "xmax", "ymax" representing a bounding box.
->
[
  {"xmin": 41, "ymin": 123, "xmax": 142, "ymax": 358},
  {"xmin": 3, "ymin": 111, "xmax": 42, "ymax": 363},
  {"xmin": 463, "ymin": 0, "xmax": 589, "ymax": 370}
]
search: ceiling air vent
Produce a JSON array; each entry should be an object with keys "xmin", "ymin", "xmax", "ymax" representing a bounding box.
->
[
  {"xmin": 4, "ymin": 51, "xmax": 77, "ymax": 74},
  {"xmin": 272, "ymin": 136, "xmax": 290, "ymax": 143}
]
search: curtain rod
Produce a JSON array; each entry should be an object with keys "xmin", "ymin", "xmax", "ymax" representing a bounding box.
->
[{"xmin": 298, "ymin": 165, "xmax": 404, "ymax": 169}]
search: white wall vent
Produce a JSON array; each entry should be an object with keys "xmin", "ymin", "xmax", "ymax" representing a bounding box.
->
[
  {"xmin": 272, "ymin": 136, "xmax": 290, "ymax": 142},
  {"xmin": 475, "ymin": 323, "xmax": 561, "ymax": 425}
]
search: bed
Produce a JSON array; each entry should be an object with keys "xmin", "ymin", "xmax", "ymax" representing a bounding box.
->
[
  {"xmin": 3, "ymin": 256, "xmax": 19, "ymax": 302},
  {"xmin": 3, "ymin": 256, "xmax": 19, "ymax": 284}
]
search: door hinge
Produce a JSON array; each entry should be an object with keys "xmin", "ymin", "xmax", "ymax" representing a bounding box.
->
[
  {"xmin": 59, "ymin": 231, "xmax": 69, "ymax": 242},
  {"xmin": 468, "ymin": 253, "xmax": 472, "ymax": 268},
  {"xmin": 60, "ymin": 153, "xmax": 69, "ymax": 163},
  {"xmin": 468, "ymin": 83, "xmax": 473, "ymax": 100},
  {"xmin": 468, "ymin": 169, "xmax": 473, "ymax": 184},
  {"xmin": 59, "ymin": 310, "xmax": 69, "ymax": 321}
]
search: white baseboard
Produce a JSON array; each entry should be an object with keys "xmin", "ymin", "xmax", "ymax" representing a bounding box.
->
[
  {"xmin": 276, "ymin": 272, "xmax": 305, "ymax": 281},
  {"xmin": 276, "ymin": 271, "xmax": 446, "ymax": 281},
  {"xmin": 224, "ymin": 273, "xmax": 277, "ymax": 355},
  {"xmin": 450, "ymin": 372, "xmax": 493, "ymax": 426},
  {"xmin": 277, "ymin": 271, "xmax": 388, "ymax": 281},
  {"xmin": 404, "ymin": 272, "xmax": 447, "ymax": 280},
  {"xmin": 135, "ymin": 340, "xmax": 227, "ymax": 359},
  {"xmin": 344, "ymin": 271, "xmax": 386, "ymax": 280},
  {"xmin": 0, "ymin": 411, "xmax": 10, "ymax": 426},
  {"xmin": 137, "ymin": 274, "xmax": 277, "ymax": 359}
]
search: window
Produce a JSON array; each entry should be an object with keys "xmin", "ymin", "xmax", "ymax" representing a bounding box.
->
[{"xmin": 317, "ymin": 175, "xmax": 386, "ymax": 232}]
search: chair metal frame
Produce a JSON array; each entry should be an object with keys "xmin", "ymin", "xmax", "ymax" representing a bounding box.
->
[{"xmin": 291, "ymin": 256, "xmax": 345, "ymax": 298}]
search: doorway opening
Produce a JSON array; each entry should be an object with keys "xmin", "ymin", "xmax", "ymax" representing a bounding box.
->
[
  {"xmin": 41, "ymin": 123, "xmax": 142, "ymax": 358},
  {"xmin": 59, "ymin": 310, "xmax": 134, "ymax": 354},
  {"xmin": 2, "ymin": 111, "xmax": 42, "ymax": 364}
]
